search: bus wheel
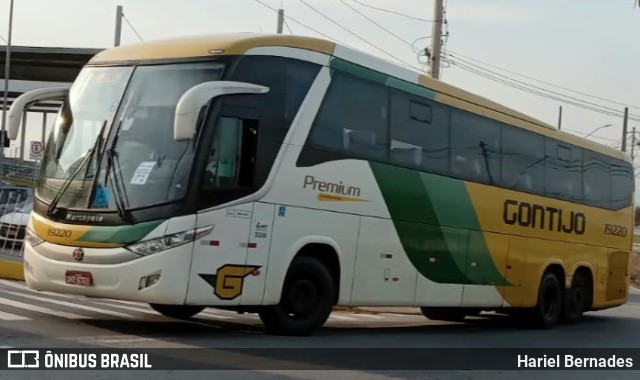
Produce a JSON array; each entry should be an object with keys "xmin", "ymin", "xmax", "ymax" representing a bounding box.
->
[
  {"xmin": 529, "ymin": 272, "xmax": 563, "ymax": 329},
  {"xmin": 149, "ymin": 304, "xmax": 205, "ymax": 319},
  {"xmin": 420, "ymin": 307, "xmax": 467, "ymax": 322},
  {"xmin": 562, "ymin": 271, "xmax": 592, "ymax": 324},
  {"xmin": 259, "ymin": 256, "xmax": 334, "ymax": 336}
]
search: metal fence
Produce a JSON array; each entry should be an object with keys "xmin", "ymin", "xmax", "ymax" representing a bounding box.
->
[
  {"xmin": 2, "ymin": 158, "xmax": 40, "ymax": 186},
  {"xmin": 0, "ymin": 189, "xmax": 32, "ymax": 257},
  {"xmin": 0, "ymin": 158, "xmax": 39, "ymax": 258}
]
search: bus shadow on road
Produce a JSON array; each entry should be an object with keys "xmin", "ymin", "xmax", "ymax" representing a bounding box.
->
[{"xmin": 78, "ymin": 310, "xmax": 636, "ymax": 341}]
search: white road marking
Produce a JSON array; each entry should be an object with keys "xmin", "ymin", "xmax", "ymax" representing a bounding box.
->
[
  {"xmin": 1, "ymin": 298, "xmax": 87, "ymax": 319},
  {"xmin": 0, "ymin": 310, "xmax": 29, "ymax": 321},
  {"xmin": 96, "ymin": 303, "xmax": 157, "ymax": 316},
  {"xmin": 1, "ymin": 289, "xmax": 135, "ymax": 319},
  {"xmin": 0, "ymin": 280, "xmax": 425, "ymax": 324},
  {"xmin": 0, "ymin": 279, "xmax": 156, "ymax": 315},
  {"xmin": 200, "ymin": 310, "xmax": 234, "ymax": 319},
  {"xmin": 349, "ymin": 313, "xmax": 384, "ymax": 319},
  {"xmin": 329, "ymin": 314, "xmax": 357, "ymax": 321},
  {"xmin": 384, "ymin": 313, "xmax": 418, "ymax": 318}
]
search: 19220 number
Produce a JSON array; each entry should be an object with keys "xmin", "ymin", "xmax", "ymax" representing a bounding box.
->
[
  {"xmin": 604, "ymin": 223, "xmax": 627, "ymax": 237},
  {"xmin": 47, "ymin": 228, "xmax": 72, "ymax": 238}
]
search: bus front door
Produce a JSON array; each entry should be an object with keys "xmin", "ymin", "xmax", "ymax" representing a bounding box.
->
[{"xmin": 185, "ymin": 204, "xmax": 253, "ymax": 305}]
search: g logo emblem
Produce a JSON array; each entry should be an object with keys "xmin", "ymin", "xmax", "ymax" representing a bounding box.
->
[{"xmin": 198, "ymin": 265, "xmax": 261, "ymax": 300}]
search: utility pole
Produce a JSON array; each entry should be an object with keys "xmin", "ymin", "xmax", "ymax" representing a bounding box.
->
[
  {"xmin": 632, "ymin": 127, "xmax": 636, "ymax": 161},
  {"xmin": 622, "ymin": 107, "xmax": 629, "ymax": 152},
  {"xmin": 557, "ymin": 106, "xmax": 563, "ymax": 130},
  {"xmin": 1, "ymin": 0, "xmax": 15, "ymax": 179},
  {"xmin": 114, "ymin": 5, "xmax": 123, "ymax": 47},
  {"xmin": 277, "ymin": 8, "xmax": 284, "ymax": 34},
  {"xmin": 429, "ymin": 0, "xmax": 444, "ymax": 79}
]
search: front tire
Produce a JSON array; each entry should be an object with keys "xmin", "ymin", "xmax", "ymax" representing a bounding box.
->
[
  {"xmin": 149, "ymin": 304, "xmax": 205, "ymax": 319},
  {"xmin": 259, "ymin": 256, "xmax": 334, "ymax": 336}
]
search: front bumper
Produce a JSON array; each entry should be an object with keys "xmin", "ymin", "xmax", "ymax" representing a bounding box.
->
[{"xmin": 23, "ymin": 240, "xmax": 193, "ymax": 305}]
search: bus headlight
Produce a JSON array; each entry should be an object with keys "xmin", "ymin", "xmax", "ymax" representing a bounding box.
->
[
  {"xmin": 125, "ymin": 226, "xmax": 213, "ymax": 256},
  {"xmin": 25, "ymin": 228, "xmax": 44, "ymax": 247}
]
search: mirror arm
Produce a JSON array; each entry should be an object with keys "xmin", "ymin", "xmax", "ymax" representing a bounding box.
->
[
  {"xmin": 174, "ymin": 81, "xmax": 269, "ymax": 141},
  {"xmin": 8, "ymin": 87, "xmax": 70, "ymax": 140}
]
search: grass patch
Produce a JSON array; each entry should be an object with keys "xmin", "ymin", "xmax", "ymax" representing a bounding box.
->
[{"xmin": 635, "ymin": 235, "xmax": 640, "ymax": 244}]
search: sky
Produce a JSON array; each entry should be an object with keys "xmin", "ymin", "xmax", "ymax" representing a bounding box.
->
[{"xmin": 1, "ymin": 0, "xmax": 639, "ymax": 192}]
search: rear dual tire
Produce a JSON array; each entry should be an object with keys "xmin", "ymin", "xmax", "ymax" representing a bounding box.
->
[
  {"xmin": 522, "ymin": 270, "xmax": 592, "ymax": 329},
  {"xmin": 528, "ymin": 272, "xmax": 563, "ymax": 329},
  {"xmin": 561, "ymin": 272, "xmax": 592, "ymax": 324}
]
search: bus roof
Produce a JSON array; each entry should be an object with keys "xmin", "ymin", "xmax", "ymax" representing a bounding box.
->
[{"xmin": 88, "ymin": 33, "xmax": 629, "ymax": 162}]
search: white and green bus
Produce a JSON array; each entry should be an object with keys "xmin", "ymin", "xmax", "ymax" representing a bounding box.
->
[{"xmin": 9, "ymin": 34, "xmax": 634, "ymax": 335}]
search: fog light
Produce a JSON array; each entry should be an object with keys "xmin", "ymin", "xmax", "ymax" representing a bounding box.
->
[
  {"xmin": 138, "ymin": 273, "xmax": 161, "ymax": 290},
  {"xmin": 146, "ymin": 274, "xmax": 161, "ymax": 288}
]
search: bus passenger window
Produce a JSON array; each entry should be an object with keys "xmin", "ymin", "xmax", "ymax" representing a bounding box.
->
[
  {"xmin": 450, "ymin": 109, "xmax": 500, "ymax": 184},
  {"xmin": 309, "ymin": 72, "xmax": 388, "ymax": 160}
]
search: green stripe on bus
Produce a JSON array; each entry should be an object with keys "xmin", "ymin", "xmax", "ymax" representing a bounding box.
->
[
  {"xmin": 370, "ymin": 161, "xmax": 509, "ymax": 286},
  {"xmin": 421, "ymin": 174, "xmax": 510, "ymax": 286},
  {"xmin": 386, "ymin": 77, "xmax": 436, "ymax": 99},
  {"xmin": 330, "ymin": 58, "xmax": 388, "ymax": 84},
  {"xmin": 330, "ymin": 58, "xmax": 436, "ymax": 100},
  {"xmin": 78, "ymin": 220, "xmax": 164, "ymax": 245}
]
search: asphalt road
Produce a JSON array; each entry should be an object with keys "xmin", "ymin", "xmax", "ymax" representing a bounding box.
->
[{"xmin": 0, "ymin": 279, "xmax": 638, "ymax": 380}]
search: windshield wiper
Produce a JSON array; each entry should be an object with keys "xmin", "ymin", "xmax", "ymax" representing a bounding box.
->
[
  {"xmin": 47, "ymin": 120, "xmax": 107, "ymax": 218},
  {"xmin": 103, "ymin": 121, "xmax": 134, "ymax": 223}
]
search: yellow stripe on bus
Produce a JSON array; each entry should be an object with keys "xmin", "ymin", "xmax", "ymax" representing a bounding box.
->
[{"xmin": 30, "ymin": 213, "xmax": 122, "ymax": 249}]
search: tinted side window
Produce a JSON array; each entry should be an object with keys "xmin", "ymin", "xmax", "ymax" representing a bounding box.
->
[
  {"xmin": 230, "ymin": 56, "xmax": 321, "ymax": 188},
  {"xmin": 501, "ymin": 127, "xmax": 545, "ymax": 193},
  {"xmin": 450, "ymin": 110, "xmax": 501, "ymax": 184},
  {"xmin": 611, "ymin": 160, "xmax": 634, "ymax": 209},
  {"xmin": 285, "ymin": 61, "xmax": 321, "ymax": 125},
  {"xmin": 545, "ymin": 140, "xmax": 582, "ymax": 202},
  {"xmin": 310, "ymin": 72, "xmax": 389, "ymax": 160},
  {"xmin": 583, "ymin": 150, "xmax": 611, "ymax": 208},
  {"xmin": 389, "ymin": 89, "xmax": 450, "ymax": 173}
]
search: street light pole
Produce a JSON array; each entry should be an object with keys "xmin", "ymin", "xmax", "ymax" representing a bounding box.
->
[
  {"xmin": 1, "ymin": 0, "xmax": 15, "ymax": 180},
  {"xmin": 583, "ymin": 124, "xmax": 612, "ymax": 138}
]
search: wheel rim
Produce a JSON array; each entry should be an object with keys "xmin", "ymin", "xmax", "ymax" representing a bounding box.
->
[
  {"xmin": 542, "ymin": 285, "xmax": 560, "ymax": 318},
  {"xmin": 284, "ymin": 279, "xmax": 319, "ymax": 317}
]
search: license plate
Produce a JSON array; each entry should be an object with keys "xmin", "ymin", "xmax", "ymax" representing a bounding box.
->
[{"xmin": 65, "ymin": 271, "xmax": 93, "ymax": 286}]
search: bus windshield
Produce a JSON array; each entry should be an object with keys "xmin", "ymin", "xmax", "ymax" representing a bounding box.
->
[{"xmin": 38, "ymin": 62, "xmax": 225, "ymax": 212}]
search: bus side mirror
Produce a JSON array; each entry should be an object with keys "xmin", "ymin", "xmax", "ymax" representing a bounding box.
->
[
  {"xmin": 173, "ymin": 81, "xmax": 269, "ymax": 141},
  {"xmin": 8, "ymin": 87, "xmax": 70, "ymax": 140}
]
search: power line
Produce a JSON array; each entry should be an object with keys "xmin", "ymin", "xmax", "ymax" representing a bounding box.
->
[
  {"xmin": 0, "ymin": 34, "xmax": 6, "ymax": 44},
  {"xmin": 283, "ymin": 18, "xmax": 294, "ymax": 34},
  {"xmin": 448, "ymin": 58, "xmax": 640, "ymax": 123},
  {"xmin": 345, "ymin": 0, "xmax": 432, "ymax": 23},
  {"xmin": 122, "ymin": 13, "xmax": 144, "ymax": 42},
  {"xmin": 295, "ymin": 0, "xmax": 418, "ymax": 69},
  {"xmin": 447, "ymin": 55, "xmax": 640, "ymax": 122},
  {"xmin": 447, "ymin": 50, "xmax": 640, "ymax": 113},
  {"xmin": 451, "ymin": 59, "xmax": 640, "ymax": 122},
  {"xmin": 337, "ymin": 0, "xmax": 413, "ymax": 50},
  {"xmin": 250, "ymin": 0, "xmax": 347, "ymax": 44}
]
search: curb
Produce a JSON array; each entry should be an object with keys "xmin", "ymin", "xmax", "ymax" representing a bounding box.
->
[{"xmin": 0, "ymin": 259, "xmax": 25, "ymax": 281}]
